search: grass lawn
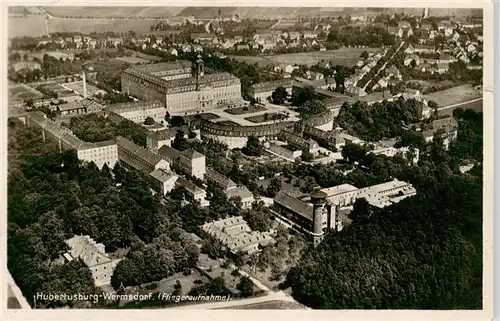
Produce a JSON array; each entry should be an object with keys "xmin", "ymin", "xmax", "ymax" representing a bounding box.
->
[
  {"xmin": 224, "ymin": 105, "xmax": 267, "ymax": 115},
  {"xmin": 217, "ymin": 120, "xmax": 241, "ymax": 127},
  {"xmin": 245, "ymin": 113, "xmax": 288, "ymax": 123}
]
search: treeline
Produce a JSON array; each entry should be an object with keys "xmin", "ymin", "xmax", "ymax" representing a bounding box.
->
[
  {"xmin": 327, "ymin": 25, "xmax": 395, "ymax": 47},
  {"xmin": 284, "ymin": 109, "xmax": 483, "ymax": 309}
]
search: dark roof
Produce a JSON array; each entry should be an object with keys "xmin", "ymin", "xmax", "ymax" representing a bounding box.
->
[
  {"xmin": 274, "ymin": 190, "xmax": 313, "ymax": 221},
  {"xmin": 310, "ymin": 190, "xmax": 328, "ymax": 200},
  {"xmin": 132, "ymin": 61, "xmax": 192, "ymax": 73}
]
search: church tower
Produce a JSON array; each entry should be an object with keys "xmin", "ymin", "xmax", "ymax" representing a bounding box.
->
[{"xmin": 195, "ymin": 54, "xmax": 205, "ymax": 91}]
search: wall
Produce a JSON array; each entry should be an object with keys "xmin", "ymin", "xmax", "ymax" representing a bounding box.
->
[{"xmin": 77, "ymin": 144, "xmax": 118, "ymax": 170}]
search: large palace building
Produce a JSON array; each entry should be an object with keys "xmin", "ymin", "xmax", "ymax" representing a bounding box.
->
[{"xmin": 121, "ymin": 57, "xmax": 243, "ymax": 115}]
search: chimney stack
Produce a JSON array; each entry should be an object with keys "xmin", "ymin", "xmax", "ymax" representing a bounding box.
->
[{"xmin": 82, "ymin": 71, "xmax": 87, "ymax": 99}]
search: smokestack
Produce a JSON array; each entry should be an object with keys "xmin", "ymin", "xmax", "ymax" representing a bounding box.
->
[
  {"xmin": 82, "ymin": 71, "xmax": 87, "ymax": 99},
  {"xmin": 310, "ymin": 190, "xmax": 327, "ymax": 247}
]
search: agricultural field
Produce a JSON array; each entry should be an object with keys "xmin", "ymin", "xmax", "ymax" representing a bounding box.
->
[
  {"xmin": 423, "ymin": 84, "xmax": 483, "ymax": 107},
  {"xmin": 8, "ymin": 16, "xmax": 47, "ymax": 38},
  {"xmin": 46, "ymin": 18, "xmax": 163, "ymax": 35},
  {"xmin": 230, "ymin": 47, "xmax": 380, "ymax": 68},
  {"xmin": 42, "ymin": 6, "xmax": 184, "ymax": 18}
]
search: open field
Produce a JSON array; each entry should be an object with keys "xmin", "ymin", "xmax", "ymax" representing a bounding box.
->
[
  {"xmin": 437, "ymin": 99, "xmax": 483, "ymax": 118},
  {"xmin": 225, "ymin": 105, "xmax": 267, "ymax": 115},
  {"xmin": 63, "ymin": 82, "xmax": 102, "ymax": 96},
  {"xmin": 46, "ymin": 18, "xmax": 163, "ymax": 35},
  {"xmin": 8, "ymin": 16, "xmax": 47, "ymax": 38},
  {"xmin": 231, "ymin": 47, "xmax": 380, "ymax": 68},
  {"xmin": 423, "ymin": 84, "xmax": 482, "ymax": 107},
  {"xmin": 9, "ymin": 85, "xmax": 44, "ymax": 104},
  {"xmin": 42, "ymin": 6, "xmax": 185, "ymax": 18}
]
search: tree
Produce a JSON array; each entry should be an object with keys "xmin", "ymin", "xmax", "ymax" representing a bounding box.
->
[
  {"xmin": 291, "ymin": 86, "xmax": 316, "ymax": 107},
  {"xmin": 172, "ymin": 130, "xmax": 188, "ymax": 151},
  {"xmin": 360, "ymin": 51, "xmax": 369, "ymax": 59},
  {"xmin": 243, "ymin": 135, "xmax": 263, "ymax": 157},
  {"xmin": 428, "ymin": 100, "xmax": 438, "ymax": 108},
  {"xmin": 143, "ymin": 117, "xmax": 155, "ymax": 125},
  {"xmin": 170, "ymin": 116, "xmax": 185, "ymax": 127},
  {"xmin": 271, "ymin": 86, "xmax": 288, "ymax": 105},
  {"xmin": 236, "ymin": 276, "xmax": 254, "ymax": 298},
  {"xmin": 342, "ymin": 143, "xmax": 368, "ymax": 164},
  {"xmin": 164, "ymin": 112, "xmax": 171, "ymax": 123},
  {"xmin": 266, "ymin": 176, "xmax": 282, "ymax": 197},
  {"xmin": 301, "ymin": 150, "xmax": 314, "ymax": 162},
  {"xmin": 299, "ymin": 100, "xmax": 327, "ymax": 119}
]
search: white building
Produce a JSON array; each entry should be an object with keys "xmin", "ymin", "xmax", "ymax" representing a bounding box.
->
[
  {"xmin": 64, "ymin": 235, "xmax": 121, "ymax": 287},
  {"xmin": 201, "ymin": 216, "xmax": 275, "ymax": 254}
]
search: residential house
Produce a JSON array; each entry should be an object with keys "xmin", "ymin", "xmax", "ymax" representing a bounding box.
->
[
  {"xmin": 438, "ymin": 54, "xmax": 455, "ymax": 63},
  {"xmin": 344, "ymin": 85, "xmax": 367, "ymax": 97},
  {"xmin": 404, "ymin": 54, "xmax": 420, "ymax": 66},
  {"xmin": 248, "ymin": 41, "xmax": 259, "ymax": 49},
  {"xmin": 303, "ymin": 31, "xmax": 318, "ymax": 39},
  {"xmin": 414, "ymin": 44, "xmax": 435, "ymax": 53},
  {"xmin": 429, "ymin": 30, "xmax": 437, "ymax": 40},
  {"xmin": 262, "ymin": 38, "xmax": 277, "ymax": 51},
  {"xmin": 437, "ymin": 62, "xmax": 449, "ymax": 74},
  {"xmin": 420, "ymin": 23, "xmax": 432, "ymax": 30},
  {"xmin": 398, "ymin": 21, "xmax": 411, "ymax": 29},
  {"xmin": 169, "ymin": 48, "xmax": 178, "ymax": 56},
  {"xmin": 288, "ymin": 31, "xmax": 301, "ymax": 40},
  {"xmin": 236, "ymin": 44, "xmax": 250, "ymax": 51},
  {"xmin": 396, "ymin": 28, "xmax": 405, "ymax": 38},
  {"xmin": 192, "ymin": 33, "xmax": 213, "ymax": 44},
  {"xmin": 356, "ymin": 60, "xmax": 365, "ymax": 68},
  {"xmin": 467, "ymin": 43, "xmax": 477, "ymax": 53},
  {"xmin": 386, "ymin": 65, "xmax": 402, "ymax": 80},
  {"xmin": 225, "ymin": 186, "xmax": 254, "ymax": 209},
  {"xmin": 221, "ymin": 39, "xmax": 236, "ymax": 50},
  {"xmin": 192, "ymin": 44, "xmax": 203, "ymax": 53},
  {"xmin": 404, "ymin": 44, "xmax": 415, "ymax": 54}
]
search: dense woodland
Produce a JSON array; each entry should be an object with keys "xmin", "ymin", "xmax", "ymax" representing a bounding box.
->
[
  {"xmin": 7, "ymin": 119, "xmax": 199, "ymax": 307},
  {"xmin": 335, "ymin": 97, "xmax": 424, "ymax": 142},
  {"xmin": 284, "ymin": 108, "xmax": 483, "ymax": 309}
]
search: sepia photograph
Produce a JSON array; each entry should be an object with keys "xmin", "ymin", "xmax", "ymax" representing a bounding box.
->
[{"xmin": 2, "ymin": 0, "xmax": 495, "ymax": 319}]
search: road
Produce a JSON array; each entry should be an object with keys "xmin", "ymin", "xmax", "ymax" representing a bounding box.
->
[
  {"xmin": 170, "ymin": 290, "xmax": 297, "ymax": 310},
  {"xmin": 363, "ymin": 41, "xmax": 405, "ymax": 90}
]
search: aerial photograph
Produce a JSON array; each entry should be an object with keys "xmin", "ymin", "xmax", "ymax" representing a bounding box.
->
[{"xmin": 6, "ymin": 5, "xmax": 484, "ymax": 311}]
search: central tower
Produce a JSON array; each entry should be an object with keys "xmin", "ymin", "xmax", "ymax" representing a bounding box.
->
[{"xmin": 195, "ymin": 54, "xmax": 205, "ymax": 91}]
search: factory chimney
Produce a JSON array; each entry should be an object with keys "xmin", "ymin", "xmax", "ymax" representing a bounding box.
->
[
  {"xmin": 82, "ymin": 71, "xmax": 87, "ymax": 99},
  {"xmin": 310, "ymin": 190, "xmax": 327, "ymax": 247}
]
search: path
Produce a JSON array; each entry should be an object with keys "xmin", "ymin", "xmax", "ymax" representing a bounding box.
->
[{"xmin": 436, "ymin": 97, "xmax": 483, "ymax": 111}]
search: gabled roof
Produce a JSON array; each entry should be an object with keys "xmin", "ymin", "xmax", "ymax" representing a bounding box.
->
[
  {"xmin": 274, "ymin": 190, "xmax": 313, "ymax": 221},
  {"xmin": 65, "ymin": 235, "xmax": 111, "ymax": 267}
]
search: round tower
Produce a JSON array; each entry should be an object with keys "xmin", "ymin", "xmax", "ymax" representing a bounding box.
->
[{"xmin": 310, "ymin": 190, "xmax": 327, "ymax": 247}]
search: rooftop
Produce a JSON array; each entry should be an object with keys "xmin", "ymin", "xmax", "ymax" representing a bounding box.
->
[
  {"xmin": 321, "ymin": 184, "xmax": 359, "ymax": 197},
  {"xmin": 65, "ymin": 235, "xmax": 111, "ymax": 267},
  {"xmin": 274, "ymin": 190, "xmax": 313, "ymax": 221},
  {"xmin": 225, "ymin": 186, "xmax": 253, "ymax": 201},
  {"xmin": 149, "ymin": 168, "xmax": 178, "ymax": 183}
]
